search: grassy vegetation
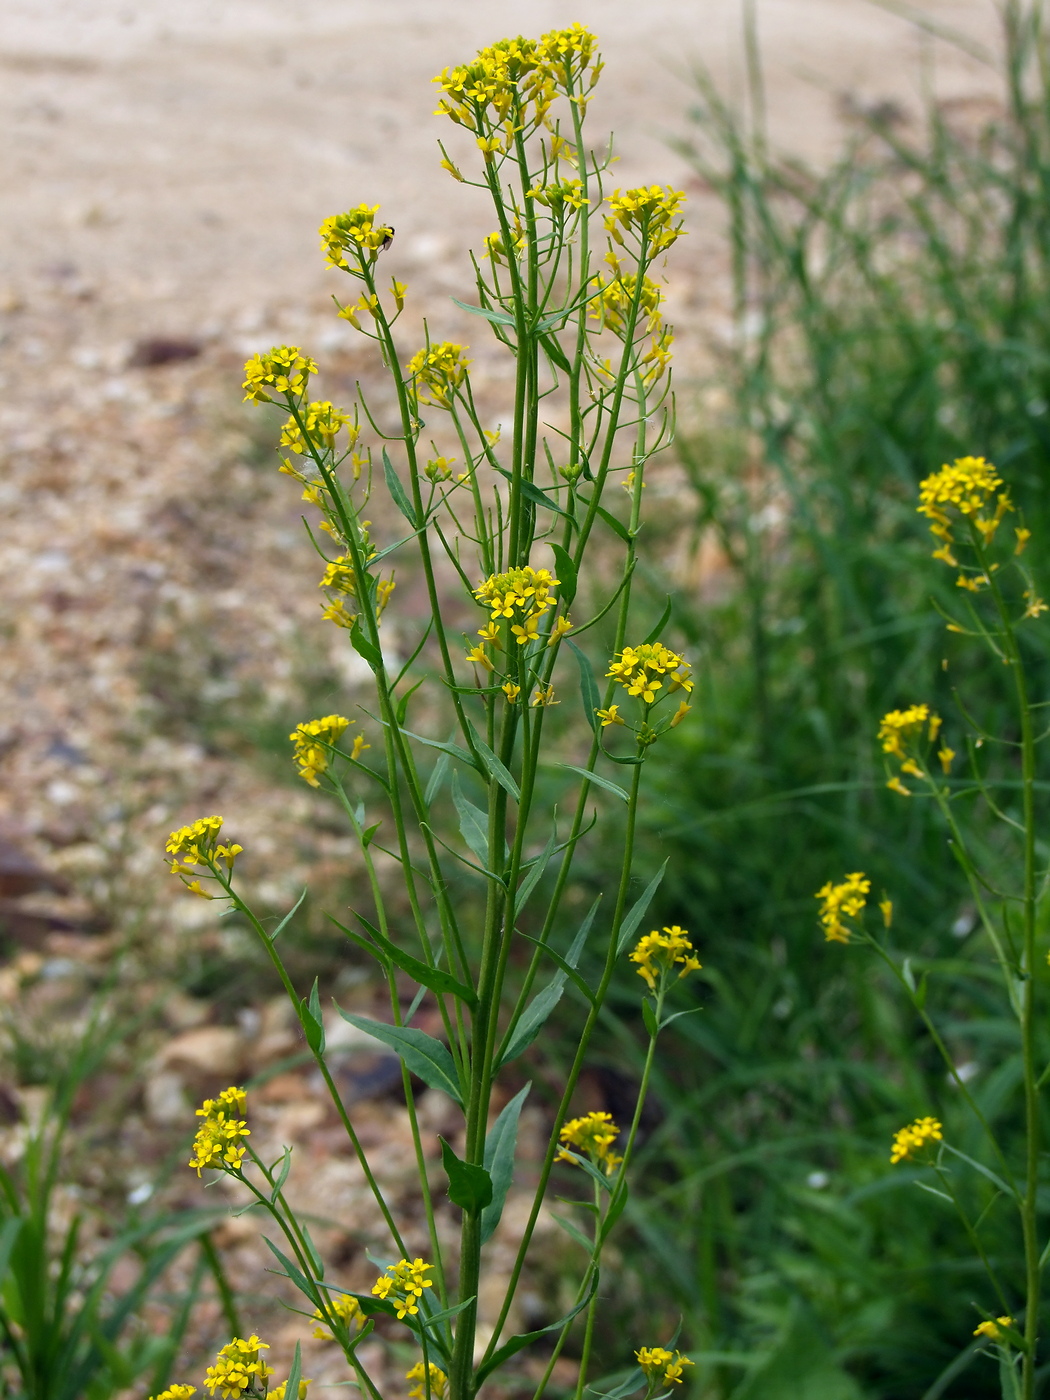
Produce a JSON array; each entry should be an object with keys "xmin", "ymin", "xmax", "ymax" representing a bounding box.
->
[{"xmin": 588, "ymin": 4, "xmax": 1050, "ymax": 1396}]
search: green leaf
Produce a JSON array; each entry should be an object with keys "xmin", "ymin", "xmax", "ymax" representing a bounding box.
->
[
  {"xmin": 539, "ymin": 332, "xmax": 572, "ymax": 374},
  {"xmin": 270, "ymin": 1147, "xmax": 293, "ymax": 1203},
  {"xmin": 467, "ymin": 722, "xmax": 521, "ymax": 802},
  {"xmin": 350, "ymin": 621, "xmax": 382, "ymax": 671},
  {"xmin": 492, "ymin": 464, "xmax": 572, "ymax": 518},
  {"xmin": 594, "ymin": 504, "xmax": 631, "ymax": 543},
  {"xmin": 285, "ymin": 1343, "xmax": 302, "ymax": 1400},
  {"xmin": 616, "ymin": 861, "xmax": 669, "ymax": 956},
  {"xmin": 338, "ymin": 912, "xmax": 477, "ymax": 1008},
  {"xmin": 398, "ymin": 727, "xmax": 476, "ymax": 770},
  {"xmin": 262, "ymin": 1236, "xmax": 318, "ymax": 1302},
  {"xmin": 551, "ymin": 1211, "xmax": 593, "ymax": 1252},
  {"xmin": 452, "ymin": 295, "xmax": 516, "ymax": 327},
  {"xmin": 587, "ymin": 1367, "xmax": 646, "ymax": 1400},
  {"xmin": 520, "ymin": 933, "xmax": 597, "ymax": 1007},
  {"xmin": 641, "ymin": 999, "xmax": 659, "ymax": 1039},
  {"xmin": 336, "ymin": 1012, "xmax": 464, "ymax": 1105},
  {"xmin": 301, "ymin": 978, "xmax": 325, "ymax": 1054},
  {"xmin": 554, "ymin": 763, "xmax": 629, "ymax": 803},
  {"xmin": 425, "ymin": 747, "xmax": 452, "ymax": 806},
  {"xmin": 481, "ymin": 1083, "xmax": 530, "ymax": 1244},
  {"xmin": 268, "ymin": 888, "xmax": 307, "ymax": 942},
  {"xmin": 549, "ymin": 543, "xmax": 578, "ymax": 604},
  {"xmin": 452, "ymin": 770, "xmax": 492, "ymax": 869},
  {"xmin": 0, "ymin": 1218, "xmax": 22, "ymax": 1284},
  {"xmin": 440, "ymin": 1137, "xmax": 493, "ymax": 1214},
  {"xmin": 558, "ymin": 1147, "xmax": 615, "ymax": 1194},
  {"xmin": 382, "ymin": 448, "xmax": 419, "ymax": 528},
  {"xmin": 598, "ymin": 1181, "xmax": 630, "ymax": 1243},
  {"xmin": 474, "ymin": 1270, "xmax": 599, "ymax": 1384},
  {"xmin": 566, "ymin": 639, "xmax": 601, "ymax": 734},
  {"xmin": 497, "ymin": 899, "xmax": 599, "ymax": 1067},
  {"xmin": 513, "ymin": 831, "xmax": 557, "ymax": 919},
  {"xmin": 643, "ymin": 596, "xmax": 673, "ymax": 645}
]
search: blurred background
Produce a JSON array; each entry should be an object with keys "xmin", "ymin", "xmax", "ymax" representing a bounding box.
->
[{"xmin": 1, "ymin": 3, "xmax": 1044, "ymax": 1398}]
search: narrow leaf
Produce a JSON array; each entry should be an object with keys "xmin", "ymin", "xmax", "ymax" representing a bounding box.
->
[
  {"xmin": 285, "ymin": 1343, "xmax": 302, "ymax": 1400},
  {"xmin": 452, "ymin": 295, "xmax": 516, "ymax": 327},
  {"xmin": 498, "ymin": 899, "xmax": 599, "ymax": 1067},
  {"xmin": 301, "ymin": 978, "xmax": 325, "ymax": 1054},
  {"xmin": 551, "ymin": 1211, "xmax": 593, "ymax": 1252},
  {"xmin": 425, "ymin": 747, "xmax": 452, "ymax": 806},
  {"xmin": 616, "ymin": 861, "xmax": 669, "ymax": 956},
  {"xmin": 555, "ymin": 764, "xmax": 629, "ymax": 803},
  {"xmin": 481, "ymin": 1083, "xmax": 530, "ymax": 1244},
  {"xmin": 513, "ymin": 831, "xmax": 557, "ymax": 919},
  {"xmin": 539, "ymin": 332, "xmax": 572, "ymax": 374},
  {"xmin": 262, "ymin": 1236, "xmax": 317, "ymax": 1301},
  {"xmin": 268, "ymin": 888, "xmax": 308, "ymax": 942},
  {"xmin": 642, "ymin": 596, "xmax": 673, "ymax": 646},
  {"xmin": 594, "ymin": 504, "xmax": 631, "ymax": 543},
  {"xmin": 399, "ymin": 727, "xmax": 476, "ymax": 769},
  {"xmin": 452, "ymin": 771, "xmax": 492, "ymax": 869},
  {"xmin": 549, "ymin": 543, "xmax": 578, "ymax": 604},
  {"xmin": 382, "ymin": 448, "xmax": 419, "ymax": 528},
  {"xmin": 338, "ymin": 912, "xmax": 477, "ymax": 1007},
  {"xmin": 493, "ymin": 465, "xmax": 572, "ymax": 518},
  {"xmin": 336, "ymin": 1012, "xmax": 464, "ymax": 1105},
  {"xmin": 467, "ymin": 723, "xmax": 521, "ymax": 802},
  {"xmin": 566, "ymin": 639, "xmax": 601, "ymax": 733},
  {"xmin": 349, "ymin": 622, "xmax": 382, "ymax": 671},
  {"xmin": 270, "ymin": 1147, "xmax": 293, "ymax": 1204},
  {"xmin": 474, "ymin": 1270, "xmax": 599, "ymax": 1384},
  {"xmin": 440, "ymin": 1137, "xmax": 494, "ymax": 1214}
]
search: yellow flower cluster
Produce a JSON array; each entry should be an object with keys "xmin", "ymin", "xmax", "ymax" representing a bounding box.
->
[
  {"xmin": 371, "ymin": 1258, "xmax": 434, "ymax": 1320},
  {"xmin": 484, "ymin": 224, "xmax": 527, "ymax": 266},
  {"xmin": 319, "ymin": 205, "xmax": 394, "ymax": 270},
  {"xmin": 289, "ymin": 714, "xmax": 368, "ymax": 787},
  {"xmin": 606, "ymin": 642, "xmax": 692, "ymax": 705},
  {"xmin": 974, "ymin": 1316, "xmax": 1015, "ymax": 1343},
  {"xmin": 890, "ymin": 1115, "xmax": 943, "ymax": 1164},
  {"xmin": 279, "ymin": 401, "xmax": 357, "ymax": 456},
  {"xmin": 189, "ymin": 1086, "xmax": 250, "ymax": 1177},
  {"xmin": 473, "ymin": 565, "xmax": 559, "ymax": 648},
  {"xmin": 593, "ymin": 266, "xmax": 664, "ymax": 338},
  {"xmin": 557, "ymin": 1110, "xmax": 622, "ymax": 1175},
  {"xmin": 878, "ymin": 704, "xmax": 953, "ymax": 795},
  {"xmin": 406, "ymin": 1362, "xmax": 448, "ymax": 1400},
  {"xmin": 605, "ymin": 187, "xmax": 686, "ymax": 255},
  {"xmin": 204, "ymin": 1336, "xmax": 273, "ymax": 1399},
  {"xmin": 630, "ymin": 925, "xmax": 701, "ymax": 993},
  {"xmin": 815, "ymin": 872, "xmax": 870, "ymax": 944},
  {"xmin": 635, "ymin": 1347, "xmax": 695, "ymax": 1387},
  {"xmin": 154, "ymin": 1335, "xmax": 308, "ymax": 1400},
  {"xmin": 166, "ymin": 816, "xmax": 243, "ymax": 899},
  {"xmin": 433, "ymin": 27, "xmax": 599, "ymax": 151},
  {"xmin": 311, "ymin": 1293, "xmax": 364, "ymax": 1341},
  {"xmin": 917, "ymin": 455, "xmax": 1015, "ymax": 581},
  {"xmin": 242, "ymin": 346, "xmax": 317, "ymax": 405},
  {"xmin": 527, "ymin": 178, "xmax": 587, "ymax": 211},
  {"xmin": 407, "ymin": 342, "xmax": 471, "ymax": 407}
]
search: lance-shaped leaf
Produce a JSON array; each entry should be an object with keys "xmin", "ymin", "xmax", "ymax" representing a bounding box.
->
[
  {"xmin": 480, "ymin": 1083, "xmax": 530, "ymax": 1244},
  {"xmin": 331, "ymin": 912, "xmax": 477, "ymax": 1008},
  {"xmin": 440, "ymin": 1137, "xmax": 493, "ymax": 1214},
  {"xmin": 336, "ymin": 1012, "xmax": 464, "ymax": 1105},
  {"xmin": 474, "ymin": 1269, "xmax": 600, "ymax": 1384},
  {"xmin": 549, "ymin": 543, "xmax": 578, "ymax": 604},
  {"xmin": 382, "ymin": 448, "xmax": 418, "ymax": 528},
  {"xmin": 497, "ymin": 900, "xmax": 599, "ymax": 1068},
  {"xmin": 300, "ymin": 978, "xmax": 325, "ymax": 1054},
  {"xmin": 452, "ymin": 295, "xmax": 516, "ymax": 327},
  {"xmin": 492, "ymin": 464, "xmax": 572, "ymax": 518},
  {"xmin": 452, "ymin": 771, "xmax": 493, "ymax": 870},
  {"xmin": 616, "ymin": 861, "xmax": 669, "ymax": 956},
  {"xmin": 643, "ymin": 596, "xmax": 673, "ymax": 646},
  {"xmin": 554, "ymin": 764, "xmax": 629, "ymax": 804},
  {"xmin": 566, "ymin": 639, "xmax": 601, "ymax": 734},
  {"xmin": 467, "ymin": 722, "xmax": 521, "ymax": 802}
]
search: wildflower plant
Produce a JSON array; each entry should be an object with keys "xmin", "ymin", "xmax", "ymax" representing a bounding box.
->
[
  {"xmin": 817, "ymin": 456, "xmax": 1050, "ymax": 1399},
  {"xmin": 157, "ymin": 26, "xmax": 698, "ymax": 1400}
]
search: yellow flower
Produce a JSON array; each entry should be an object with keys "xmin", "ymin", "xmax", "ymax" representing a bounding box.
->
[
  {"xmin": 150, "ymin": 1388, "xmax": 197, "ymax": 1400},
  {"xmin": 548, "ymin": 614, "xmax": 573, "ymax": 645},
  {"xmin": 531, "ymin": 683, "xmax": 558, "ymax": 707},
  {"xmin": 887, "ymin": 776, "xmax": 912, "ymax": 797},
  {"xmin": 312, "ymin": 1293, "xmax": 364, "ymax": 1341},
  {"xmin": 406, "ymin": 1363, "xmax": 448, "ymax": 1400},
  {"xmin": 558, "ymin": 1110, "xmax": 622, "ymax": 1174},
  {"xmin": 815, "ymin": 872, "xmax": 870, "ymax": 943},
  {"xmin": 630, "ymin": 926, "xmax": 701, "ymax": 993},
  {"xmin": 371, "ymin": 1258, "xmax": 434, "ymax": 1320},
  {"xmin": 670, "ymin": 700, "xmax": 691, "ymax": 728},
  {"xmin": 511, "ymin": 611, "xmax": 543, "ymax": 646},
  {"xmin": 890, "ymin": 1115, "xmax": 943, "ymax": 1164},
  {"xmin": 466, "ymin": 643, "xmax": 495, "ymax": 672},
  {"xmin": 526, "ymin": 178, "xmax": 587, "ymax": 211},
  {"xmin": 279, "ymin": 400, "xmax": 356, "ymax": 455},
  {"xmin": 1015, "ymin": 527, "xmax": 1032, "ymax": 554},
  {"xmin": 605, "ymin": 186, "xmax": 686, "ymax": 254},
  {"xmin": 289, "ymin": 715, "xmax": 352, "ymax": 788},
  {"xmin": 502, "ymin": 682, "xmax": 521, "ymax": 703},
  {"xmin": 592, "ymin": 263, "xmax": 664, "ymax": 338},
  {"xmin": 203, "ymin": 1337, "xmax": 274, "ymax": 1399},
  {"xmin": 474, "ymin": 565, "xmax": 559, "ymax": 621},
  {"xmin": 319, "ymin": 205, "xmax": 394, "ymax": 269},
  {"xmin": 974, "ymin": 1316, "xmax": 1015, "ymax": 1343},
  {"xmin": 938, "ymin": 746, "xmax": 955, "ymax": 773},
  {"xmin": 351, "ymin": 734, "xmax": 369, "ymax": 760},
  {"xmin": 596, "ymin": 704, "xmax": 625, "ymax": 728},
  {"xmin": 407, "ymin": 342, "xmax": 471, "ymax": 406},
  {"xmin": 425, "ymin": 456, "xmax": 456, "ymax": 482},
  {"xmin": 189, "ymin": 1087, "xmax": 250, "ymax": 1177},
  {"xmin": 242, "ymin": 346, "xmax": 317, "ymax": 405},
  {"xmin": 879, "ymin": 897, "xmax": 893, "ymax": 928},
  {"xmin": 607, "ymin": 642, "xmax": 692, "ymax": 705},
  {"xmin": 918, "ymin": 456, "xmax": 1011, "ymax": 554},
  {"xmin": 1023, "ymin": 590, "xmax": 1048, "ymax": 619},
  {"xmin": 636, "ymin": 1347, "xmax": 694, "ymax": 1386},
  {"xmin": 166, "ymin": 816, "xmax": 242, "ymax": 896}
]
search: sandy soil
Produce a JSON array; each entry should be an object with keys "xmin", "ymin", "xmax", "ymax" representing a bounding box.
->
[{"xmin": 0, "ymin": 1, "xmax": 1014, "ymax": 1392}]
